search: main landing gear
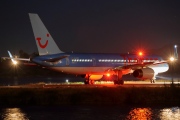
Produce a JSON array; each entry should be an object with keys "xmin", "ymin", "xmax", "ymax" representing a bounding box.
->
[
  {"xmin": 113, "ymin": 70, "xmax": 124, "ymax": 85},
  {"xmin": 84, "ymin": 75, "xmax": 94, "ymax": 85},
  {"xmin": 113, "ymin": 79, "xmax": 124, "ymax": 85},
  {"xmin": 84, "ymin": 79, "xmax": 94, "ymax": 84},
  {"xmin": 150, "ymin": 79, "xmax": 156, "ymax": 83}
]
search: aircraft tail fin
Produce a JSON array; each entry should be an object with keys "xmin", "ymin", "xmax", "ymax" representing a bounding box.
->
[
  {"xmin": 29, "ymin": 13, "xmax": 63, "ymax": 56},
  {"xmin": 174, "ymin": 45, "xmax": 178, "ymax": 60}
]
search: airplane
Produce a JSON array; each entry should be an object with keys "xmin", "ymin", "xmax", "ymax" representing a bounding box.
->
[{"xmin": 6, "ymin": 13, "xmax": 178, "ymax": 85}]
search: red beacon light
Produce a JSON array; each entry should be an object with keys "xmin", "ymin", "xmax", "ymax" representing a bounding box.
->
[
  {"xmin": 106, "ymin": 73, "xmax": 110, "ymax": 77},
  {"xmin": 138, "ymin": 51, "xmax": 143, "ymax": 56}
]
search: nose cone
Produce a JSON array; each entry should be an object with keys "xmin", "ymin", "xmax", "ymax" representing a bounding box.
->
[
  {"xmin": 162, "ymin": 63, "xmax": 169, "ymax": 72},
  {"xmin": 166, "ymin": 64, "xmax": 169, "ymax": 71}
]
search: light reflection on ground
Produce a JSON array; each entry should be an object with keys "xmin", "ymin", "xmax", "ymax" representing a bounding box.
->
[
  {"xmin": 159, "ymin": 107, "xmax": 180, "ymax": 120},
  {"xmin": 126, "ymin": 108, "xmax": 152, "ymax": 120},
  {"xmin": 0, "ymin": 106, "xmax": 179, "ymax": 120},
  {"xmin": 1, "ymin": 108, "xmax": 29, "ymax": 120}
]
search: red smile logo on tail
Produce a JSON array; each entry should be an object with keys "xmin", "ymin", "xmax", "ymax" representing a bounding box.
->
[{"xmin": 36, "ymin": 34, "xmax": 49, "ymax": 48}]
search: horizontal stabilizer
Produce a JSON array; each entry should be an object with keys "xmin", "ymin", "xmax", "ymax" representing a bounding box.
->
[{"xmin": 42, "ymin": 55, "xmax": 69, "ymax": 62}]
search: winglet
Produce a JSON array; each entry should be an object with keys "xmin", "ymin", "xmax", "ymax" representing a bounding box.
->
[
  {"xmin": 5, "ymin": 51, "xmax": 30, "ymax": 63},
  {"xmin": 7, "ymin": 50, "xmax": 17, "ymax": 65}
]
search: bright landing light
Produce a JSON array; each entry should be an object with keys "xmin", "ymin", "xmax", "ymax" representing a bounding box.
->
[
  {"xmin": 12, "ymin": 60, "xmax": 17, "ymax": 65},
  {"xmin": 169, "ymin": 57, "xmax": 175, "ymax": 62}
]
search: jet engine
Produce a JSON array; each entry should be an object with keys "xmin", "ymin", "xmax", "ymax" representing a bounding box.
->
[
  {"xmin": 89, "ymin": 75, "xmax": 103, "ymax": 80},
  {"xmin": 133, "ymin": 68, "xmax": 155, "ymax": 79},
  {"xmin": 81, "ymin": 74, "xmax": 103, "ymax": 80}
]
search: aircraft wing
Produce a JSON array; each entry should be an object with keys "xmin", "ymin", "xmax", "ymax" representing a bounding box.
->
[
  {"xmin": 2, "ymin": 57, "xmax": 30, "ymax": 61},
  {"xmin": 111, "ymin": 62, "xmax": 153, "ymax": 71},
  {"xmin": 123, "ymin": 62, "xmax": 154, "ymax": 69},
  {"xmin": 2, "ymin": 51, "xmax": 31, "ymax": 65},
  {"xmin": 5, "ymin": 51, "xmax": 30, "ymax": 61},
  {"xmin": 107, "ymin": 61, "xmax": 166, "ymax": 75}
]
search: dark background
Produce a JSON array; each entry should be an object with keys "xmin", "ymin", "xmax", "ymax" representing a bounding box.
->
[{"xmin": 0, "ymin": 0, "xmax": 180, "ymax": 57}]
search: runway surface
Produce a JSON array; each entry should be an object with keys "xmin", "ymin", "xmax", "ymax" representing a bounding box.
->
[{"xmin": 1, "ymin": 81, "xmax": 180, "ymax": 88}]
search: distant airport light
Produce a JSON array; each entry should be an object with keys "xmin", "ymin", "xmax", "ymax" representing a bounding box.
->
[
  {"xmin": 66, "ymin": 79, "xmax": 69, "ymax": 83},
  {"xmin": 170, "ymin": 57, "xmax": 175, "ymax": 62}
]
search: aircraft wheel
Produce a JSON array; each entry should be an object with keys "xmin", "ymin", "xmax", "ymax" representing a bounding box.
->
[
  {"xmin": 150, "ymin": 79, "xmax": 155, "ymax": 83},
  {"xmin": 90, "ymin": 80, "xmax": 94, "ymax": 84},
  {"xmin": 120, "ymin": 80, "xmax": 124, "ymax": 85},
  {"xmin": 114, "ymin": 80, "xmax": 118, "ymax": 85},
  {"xmin": 114, "ymin": 80, "xmax": 124, "ymax": 85},
  {"xmin": 84, "ymin": 80, "xmax": 89, "ymax": 84}
]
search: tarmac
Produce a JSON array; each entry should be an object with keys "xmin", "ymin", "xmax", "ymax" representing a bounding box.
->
[{"xmin": 1, "ymin": 81, "xmax": 179, "ymax": 88}]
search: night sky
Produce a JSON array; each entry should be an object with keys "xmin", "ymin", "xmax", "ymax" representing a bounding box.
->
[{"xmin": 0, "ymin": 0, "xmax": 180, "ymax": 57}]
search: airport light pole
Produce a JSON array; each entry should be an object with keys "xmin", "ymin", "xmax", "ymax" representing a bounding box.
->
[
  {"xmin": 169, "ymin": 57, "xmax": 175, "ymax": 85},
  {"xmin": 169, "ymin": 45, "xmax": 178, "ymax": 85}
]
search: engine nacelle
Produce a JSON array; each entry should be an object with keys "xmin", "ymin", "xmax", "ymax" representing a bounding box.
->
[
  {"xmin": 133, "ymin": 68, "xmax": 155, "ymax": 79},
  {"xmin": 89, "ymin": 75, "xmax": 103, "ymax": 80},
  {"xmin": 82, "ymin": 74, "xmax": 103, "ymax": 80}
]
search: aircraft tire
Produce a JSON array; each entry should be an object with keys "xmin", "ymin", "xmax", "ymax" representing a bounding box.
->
[
  {"xmin": 84, "ymin": 80, "xmax": 89, "ymax": 84},
  {"xmin": 114, "ymin": 80, "xmax": 124, "ymax": 85},
  {"xmin": 113, "ymin": 80, "xmax": 117, "ymax": 85},
  {"xmin": 120, "ymin": 80, "xmax": 124, "ymax": 85}
]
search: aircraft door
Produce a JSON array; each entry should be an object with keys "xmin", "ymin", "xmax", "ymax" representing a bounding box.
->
[
  {"xmin": 66, "ymin": 58, "xmax": 69, "ymax": 66},
  {"xmin": 123, "ymin": 56, "xmax": 128, "ymax": 66},
  {"xmin": 93, "ymin": 58, "xmax": 96, "ymax": 66}
]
